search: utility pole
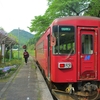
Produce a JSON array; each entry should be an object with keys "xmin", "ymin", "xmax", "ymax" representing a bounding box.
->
[{"xmin": 18, "ymin": 27, "xmax": 20, "ymax": 59}]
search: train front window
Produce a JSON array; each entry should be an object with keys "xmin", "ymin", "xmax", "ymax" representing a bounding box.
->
[{"xmin": 53, "ymin": 26, "xmax": 75, "ymax": 54}]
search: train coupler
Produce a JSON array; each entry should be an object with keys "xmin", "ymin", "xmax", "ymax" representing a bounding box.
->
[{"xmin": 65, "ymin": 84, "xmax": 75, "ymax": 94}]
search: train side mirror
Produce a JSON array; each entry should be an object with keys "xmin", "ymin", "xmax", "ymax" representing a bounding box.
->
[{"xmin": 51, "ymin": 36, "xmax": 56, "ymax": 46}]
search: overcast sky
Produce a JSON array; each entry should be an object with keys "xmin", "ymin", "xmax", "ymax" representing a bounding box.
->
[{"xmin": 0, "ymin": 0, "xmax": 48, "ymax": 33}]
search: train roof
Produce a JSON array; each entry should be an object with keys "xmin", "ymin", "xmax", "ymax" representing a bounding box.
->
[
  {"xmin": 51, "ymin": 16, "xmax": 100, "ymax": 25},
  {"xmin": 55, "ymin": 16, "xmax": 100, "ymax": 21}
]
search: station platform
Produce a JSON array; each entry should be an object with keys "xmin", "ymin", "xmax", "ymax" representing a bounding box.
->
[{"xmin": 0, "ymin": 57, "xmax": 53, "ymax": 100}]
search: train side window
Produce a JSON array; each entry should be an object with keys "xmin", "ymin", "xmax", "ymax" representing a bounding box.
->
[{"xmin": 81, "ymin": 35, "xmax": 93, "ymax": 54}]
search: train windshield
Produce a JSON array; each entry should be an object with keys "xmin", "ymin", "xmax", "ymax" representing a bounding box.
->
[{"xmin": 52, "ymin": 25, "xmax": 75, "ymax": 54}]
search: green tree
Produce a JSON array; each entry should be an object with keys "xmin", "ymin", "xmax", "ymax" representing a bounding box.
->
[
  {"xmin": 46, "ymin": 0, "xmax": 90, "ymax": 18},
  {"xmin": 84, "ymin": 0, "xmax": 100, "ymax": 17},
  {"xmin": 29, "ymin": 15, "xmax": 50, "ymax": 44},
  {"xmin": 29, "ymin": 15, "xmax": 49, "ymax": 34},
  {"xmin": 29, "ymin": 0, "xmax": 95, "ymax": 44},
  {"xmin": 29, "ymin": 0, "xmax": 91, "ymax": 34}
]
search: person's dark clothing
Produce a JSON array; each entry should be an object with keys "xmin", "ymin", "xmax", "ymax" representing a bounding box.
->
[
  {"xmin": 23, "ymin": 50, "xmax": 29, "ymax": 64},
  {"xmin": 24, "ymin": 57, "xmax": 28, "ymax": 64}
]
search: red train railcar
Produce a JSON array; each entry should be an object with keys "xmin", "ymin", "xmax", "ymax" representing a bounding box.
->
[{"xmin": 35, "ymin": 16, "xmax": 100, "ymax": 99}]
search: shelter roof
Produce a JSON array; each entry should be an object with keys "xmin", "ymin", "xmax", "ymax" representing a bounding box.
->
[{"xmin": 0, "ymin": 30, "xmax": 18, "ymax": 46}]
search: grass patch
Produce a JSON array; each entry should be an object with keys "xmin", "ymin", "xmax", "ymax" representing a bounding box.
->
[{"xmin": 0, "ymin": 59, "xmax": 23, "ymax": 81}]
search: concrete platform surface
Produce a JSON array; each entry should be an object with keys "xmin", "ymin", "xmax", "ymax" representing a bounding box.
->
[{"xmin": 0, "ymin": 57, "xmax": 53, "ymax": 100}]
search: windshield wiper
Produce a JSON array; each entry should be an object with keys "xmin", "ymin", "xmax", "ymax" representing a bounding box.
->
[{"xmin": 66, "ymin": 49, "xmax": 74, "ymax": 60}]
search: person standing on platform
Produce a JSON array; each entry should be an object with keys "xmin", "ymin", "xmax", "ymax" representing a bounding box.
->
[{"xmin": 23, "ymin": 49, "xmax": 29, "ymax": 65}]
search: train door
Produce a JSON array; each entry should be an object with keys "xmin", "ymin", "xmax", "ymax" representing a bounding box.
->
[
  {"xmin": 78, "ymin": 27, "xmax": 98, "ymax": 80},
  {"xmin": 47, "ymin": 34, "xmax": 51, "ymax": 78}
]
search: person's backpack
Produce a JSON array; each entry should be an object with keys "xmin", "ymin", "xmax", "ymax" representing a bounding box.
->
[{"xmin": 24, "ymin": 52, "xmax": 29, "ymax": 58}]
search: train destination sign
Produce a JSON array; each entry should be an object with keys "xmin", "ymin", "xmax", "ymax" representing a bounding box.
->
[
  {"xmin": 59, "ymin": 26, "xmax": 74, "ymax": 32},
  {"xmin": 61, "ymin": 27, "xmax": 71, "ymax": 31},
  {"xmin": 53, "ymin": 25, "xmax": 74, "ymax": 33}
]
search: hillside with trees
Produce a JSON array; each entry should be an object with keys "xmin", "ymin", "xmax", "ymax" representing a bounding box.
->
[{"xmin": 8, "ymin": 29, "xmax": 34, "ymax": 46}]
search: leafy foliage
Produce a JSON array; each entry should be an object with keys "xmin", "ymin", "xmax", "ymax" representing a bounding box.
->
[
  {"xmin": 29, "ymin": 15, "xmax": 49, "ymax": 34},
  {"xmin": 84, "ymin": 0, "xmax": 100, "ymax": 17},
  {"xmin": 28, "ymin": 0, "xmax": 100, "ymax": 46}
]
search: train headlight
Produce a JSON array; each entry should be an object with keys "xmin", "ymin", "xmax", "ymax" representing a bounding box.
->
[{"xmin": 58, "ymin": 62, "xmax": 72, "ymax": 69}]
